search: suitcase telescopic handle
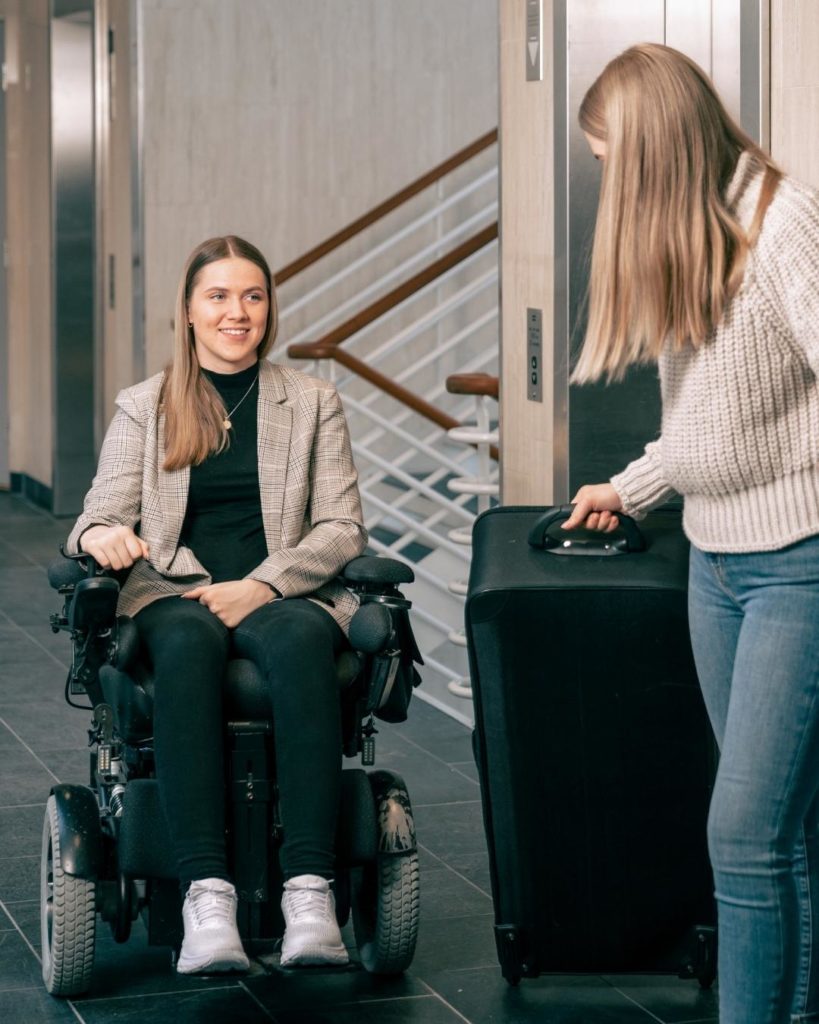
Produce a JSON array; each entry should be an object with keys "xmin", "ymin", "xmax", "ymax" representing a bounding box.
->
[{"xmin": 527, "ymin": 504, "xmax": 646, "ymax": 555}]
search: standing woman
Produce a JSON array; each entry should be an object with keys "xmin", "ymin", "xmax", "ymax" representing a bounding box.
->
[
  {"xmin": 562, "ymin": 44, "xmax": 819, "ymax": 1024},
  {"xmin": 66, "ymin": 236, "xmax": 367, "ymax": 974}
]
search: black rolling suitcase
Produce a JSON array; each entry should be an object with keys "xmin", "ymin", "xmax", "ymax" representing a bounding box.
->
[{"xmin": 465, "ymin": 505, "xmax": 717, "ymax": 987}]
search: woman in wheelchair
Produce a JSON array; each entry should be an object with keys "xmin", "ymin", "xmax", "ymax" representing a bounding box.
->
[{"xmin": 65, "ymin": 235, "xmax": 368, "ymax": 975}]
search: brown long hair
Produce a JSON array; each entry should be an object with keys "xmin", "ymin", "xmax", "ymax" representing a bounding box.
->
[
  {"xmin": 160, "ymin": 235, "xmax": 278, "ymax": 470},
  {"xmin": 573, "ymin": 43, "xmax": 781, "ymax": 383}
]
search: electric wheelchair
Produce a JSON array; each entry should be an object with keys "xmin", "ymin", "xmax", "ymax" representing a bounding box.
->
[{"xmin": 41, "ymin": 551, "xmax": 423, "ymax": 997}]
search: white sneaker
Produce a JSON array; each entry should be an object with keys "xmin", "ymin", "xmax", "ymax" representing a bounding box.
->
[
  {"xmin": 280, "ymin": 874, "xmax": 349, "ymax": 966},
  {"xmin": 176, "ymin": 878, "xmax": 250, "ymax": 975}
]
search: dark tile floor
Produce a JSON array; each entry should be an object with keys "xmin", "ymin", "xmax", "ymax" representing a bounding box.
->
[{"xmin": 0, "ymin": 492, "xmax": 719, "ymax": 1023}]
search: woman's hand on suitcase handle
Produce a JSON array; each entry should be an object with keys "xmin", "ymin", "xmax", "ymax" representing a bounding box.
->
[{"xmin": 562, "ymin": 484, "xmax": 624, "ymax": 533}]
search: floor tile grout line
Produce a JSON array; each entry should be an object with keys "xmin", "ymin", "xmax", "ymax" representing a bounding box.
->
[
  {"xmin": 448, "ymin": 764, "xmax": 481, "ymax": 786},
  {"xmin": 395, "ymin": 728, "xmax": 474, "ymax": 773},
  {"xmin": 75, "ymin": 982, "xmax": 242, "ymax": 1004},
  {"xmin": 0, "ymin": 606, "xmax": 71, "ymax": 673},
  {"xmin": 416, "ymin": 840, "xmax": 493, "ymax": 901},
  {"xmin": 238, "ymin": 980, "xmax": 280, "ymax": 1021},
  {"xmin": 0, "ymin": 718, "xmax": 62, "ymax": 784},
  {"xmin": 0, "ymin": 532, "xmax": 46, "ymax": 570},
  {"xmin": 604, "ymin": 977, "xmax": 667, "ymax": 1023},
  {"xmin": 413, "ymin": 799, "xmax": 482, "ymax": 809},
  {"xmin": 0, "ymin": 896, "xmax": 42, "ymax": 962},
  {"xmin": 417, "ymin": 978, "xmax": 475, "ymax": 1024}
]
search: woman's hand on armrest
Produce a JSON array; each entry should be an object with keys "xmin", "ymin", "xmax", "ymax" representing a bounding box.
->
[{"xmin": 79, "ymin": 524, "xmax": 149, "ymax": 570}]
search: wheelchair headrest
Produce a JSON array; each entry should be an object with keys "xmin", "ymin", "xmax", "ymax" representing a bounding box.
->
[{"xmin": 349, "ymin": 601, "xmax": 393, "ymax": 654}]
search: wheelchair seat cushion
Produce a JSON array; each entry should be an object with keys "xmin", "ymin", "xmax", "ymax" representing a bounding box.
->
[{"xmin": 99, "ymin": 648, "xmax": 364, "ymax": 743}]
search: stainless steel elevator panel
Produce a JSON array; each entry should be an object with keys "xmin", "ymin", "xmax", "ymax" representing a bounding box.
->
[
  {"xmin": 558, "ymin": 0, "xmax": 768, "ymax": 498},
  {"xmin": 51, "ymin": 1, "xmax": 96, "ymax": 514},
  {"xmin": 0, "ymin": 20, "xmax": 8, "ymax": 489}
]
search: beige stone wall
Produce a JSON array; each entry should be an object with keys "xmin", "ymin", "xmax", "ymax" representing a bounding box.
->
[
  {"xmin": 771, "ymin": 0, "xmax": 819, "ymax": 187},
  {"xmin": 136, "ymin": 0, "xmax": 498, "ymax": 374}
]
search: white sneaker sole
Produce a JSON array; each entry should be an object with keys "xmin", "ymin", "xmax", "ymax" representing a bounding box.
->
[
  {"xmin": 176, "ymin": 949, "xmax": 250, "ymax": 975},
  {"xmin": 280, "ymin": 943, "xmax": 349, "ymax": 967}
]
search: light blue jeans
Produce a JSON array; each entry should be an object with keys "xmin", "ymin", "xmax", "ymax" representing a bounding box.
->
[{"xmin": 688, "ymin": 538, "xmax": 819, "ymax": 1024}]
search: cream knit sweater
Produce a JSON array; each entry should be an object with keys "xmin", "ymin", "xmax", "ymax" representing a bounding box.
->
[{"xmin": 609, "ymin": 153, "xmax": 819, "ymax": 553}]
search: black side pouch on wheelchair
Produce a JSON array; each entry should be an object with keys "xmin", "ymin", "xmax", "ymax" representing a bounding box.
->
[{"xmin": 370, "ymin": 608, "xmax": 423, "ymax": 724}]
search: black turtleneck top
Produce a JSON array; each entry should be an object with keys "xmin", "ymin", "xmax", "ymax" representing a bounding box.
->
[{"xmin": 179, "ymin": 362, "xmax": 269, "ymax": 583}]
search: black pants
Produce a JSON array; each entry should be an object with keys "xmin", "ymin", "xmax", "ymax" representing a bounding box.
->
[{"xmin": 134, "ymin": 595, "xmax": 346, "ymax": 886}]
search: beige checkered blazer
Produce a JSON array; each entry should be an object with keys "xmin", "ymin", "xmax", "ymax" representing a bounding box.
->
[{"xmin": 66, "ymin": 361, "xmax": 368, "ymax": 632}]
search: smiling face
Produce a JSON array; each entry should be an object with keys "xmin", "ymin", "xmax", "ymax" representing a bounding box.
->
[{"xmin": 187, "ymin": 257, "xmax": 270, "ymax": 374}]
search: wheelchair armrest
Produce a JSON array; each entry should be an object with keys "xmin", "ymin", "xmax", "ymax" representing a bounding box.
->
[
  {"xmin": 340, "ymin": 555, "xmax": 414, "ymax": 587},
  {"xmin": 349, "ymin": 602, "xmax": 393, "ymax": 654},
  {"xmin": 48, "ymin": 553, "xmax": 95, "ymax": 591}
]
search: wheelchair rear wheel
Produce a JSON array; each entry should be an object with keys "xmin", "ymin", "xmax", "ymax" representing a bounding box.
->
[
  {"xmin": 352, "ymin": 849, "xmax": 420, "ymax": 974},
  {"xmin": 41, "ymin": 796, "xmax": 97, "ymax": 996}
]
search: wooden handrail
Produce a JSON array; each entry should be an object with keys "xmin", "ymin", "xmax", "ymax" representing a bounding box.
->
[
  {"xmin": 287, "ymin": 220, "xmax": 499, "ymax": 458},
  {"xmin": 287, "ymin": 223, "xmax": 497, "ymax": 353},
  {"xmin": 446, "ymin": 373, "xmax": 499, "ymax": 400},
  {"xmin": 274, "ymin": 129, "xmax": 498, "ymax": 284},
  {"xmin": 290, "ymin": 343, "xmax": 499, "ymax": 461}
]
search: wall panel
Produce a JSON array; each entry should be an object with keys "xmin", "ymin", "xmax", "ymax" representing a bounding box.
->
[
  {"xmin": 0, "ymin": 0, "xmax": 52, "ymax": 495},
  {"xmin": 136, "ymin": 0, "xmax": 498, "ymax": 375},
  {"xmin": 771, "ymin": 0, "xmax": 819, "ymax": 186}
]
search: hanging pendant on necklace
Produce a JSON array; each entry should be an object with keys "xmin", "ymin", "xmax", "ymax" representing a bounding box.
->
[{"xmin": 222, "ymin": 373, "xmax": 259, "ymax": 430}]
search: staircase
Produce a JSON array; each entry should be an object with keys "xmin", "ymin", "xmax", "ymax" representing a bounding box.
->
[{"xmin": 276, "ymin": 132, "xmax": 499, "ymax": 725}]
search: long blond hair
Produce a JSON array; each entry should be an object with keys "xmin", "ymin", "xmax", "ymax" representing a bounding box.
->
[
  {"xmin": 573, "ymin": 43, "xmax": 781, "ymax": 384},
  {"xmin": 161, "ymin": 235, "xmax": 278, "ymax": 470}
]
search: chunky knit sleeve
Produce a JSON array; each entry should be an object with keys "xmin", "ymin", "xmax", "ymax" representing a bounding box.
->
[
  {"xmin": 758, "ymin": 184, "xmax": 819, "ymax": 374},
  {"xmin": 610, "ymin": 439, "xmax": 677, "ymax": 519}
]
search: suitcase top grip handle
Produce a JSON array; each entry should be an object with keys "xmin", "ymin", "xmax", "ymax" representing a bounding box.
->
[{"xmin": 527, "ymin": 505, "xmax": 646, "ymax": 554}]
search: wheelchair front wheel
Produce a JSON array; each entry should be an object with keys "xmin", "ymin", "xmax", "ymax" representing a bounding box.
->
[
  {"xmin": 352, "ymin": 850, "xmax": 420, "ymax": 975},
  {"xmin": 41, "ymin": 795, "xmax": 97, "ymax": 996}
]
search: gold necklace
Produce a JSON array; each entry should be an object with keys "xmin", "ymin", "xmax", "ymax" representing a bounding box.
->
[{"xmin": 222, "ymin": 374, "xmax": 258, "ymax": 430}]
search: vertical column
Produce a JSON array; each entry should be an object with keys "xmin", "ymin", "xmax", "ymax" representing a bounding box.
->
[
  {"xmin": 771, "ymin": 0, "xmax": 819, "ymax": 186},
  {"xmin": 51, "ymin": 0, "xmax": 96, "ymax": 514},
  {"xmin": 0, "ymin": 19, "xmax": 8, "ymax": 488},
  {"xmin": 498, "ymin": 0, "xmax": 567, "ymax": 505},
  {"xmin": 95, "ymin": 0, "xmax": 136, "ymax": 433}
]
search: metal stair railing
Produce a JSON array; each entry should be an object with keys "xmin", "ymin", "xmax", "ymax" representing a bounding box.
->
[{"xmin": 275, "ymin": 131, "xmax": 499, "ymax": 724}]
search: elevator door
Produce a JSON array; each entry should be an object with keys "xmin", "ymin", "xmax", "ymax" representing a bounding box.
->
[
  {"xmin": 51, "ymin": 0, "xmax": 96, "ymax": 514},
  {"xmin": 0, "ymin": 19, "xmax": 8, "ymax": 490}
]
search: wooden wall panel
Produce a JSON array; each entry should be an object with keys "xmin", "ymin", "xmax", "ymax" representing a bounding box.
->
[
  {"xmin": 498, "ymin": 0, "xmax": 557, "ymax": 505},
  {"xmin": 136, "ymin": 0, "xmax": 498, "ymax": 375},
  {"xmin": 771, "ymin": 0, "xmax": 819, "ymax": 186}
]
